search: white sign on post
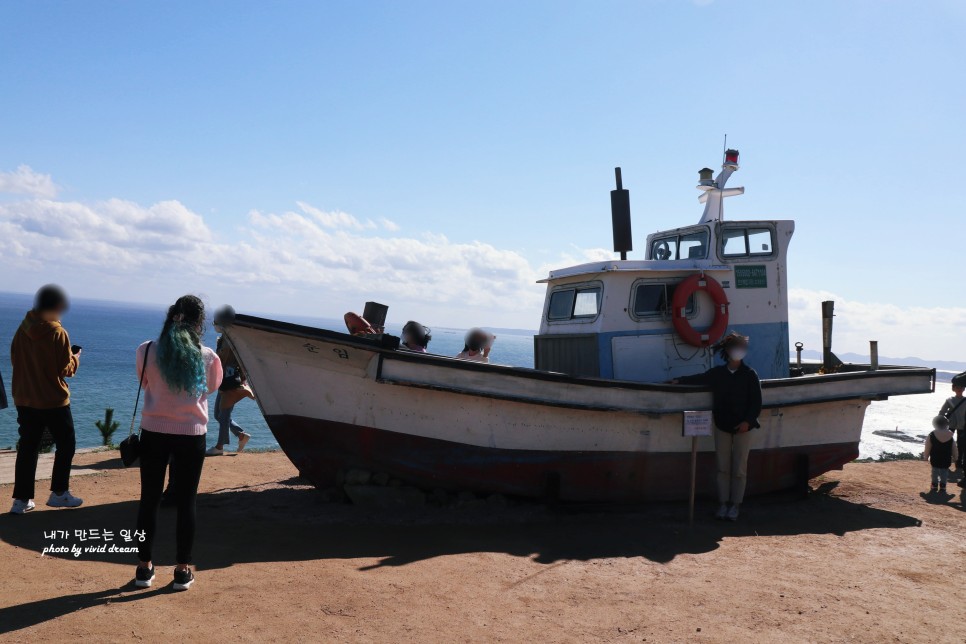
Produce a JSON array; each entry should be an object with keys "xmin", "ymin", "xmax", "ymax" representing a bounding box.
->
[{"xmin": 682, "ymin": 410, "xmax": 713, "ymax": 437}]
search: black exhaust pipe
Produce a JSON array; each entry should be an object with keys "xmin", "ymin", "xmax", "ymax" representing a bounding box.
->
[{"xmin": 610, "ymin": 167, "xmax": 632, "ymax": 261}]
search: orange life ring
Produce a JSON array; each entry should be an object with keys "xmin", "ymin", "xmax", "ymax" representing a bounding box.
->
[{"xmin": 671, "ymin": 273, "xmax": 729, "ymax": 347}]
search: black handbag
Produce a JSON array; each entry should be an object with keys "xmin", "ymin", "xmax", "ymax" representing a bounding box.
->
[
  {"xmin": 119, "ymin": 341, "xmax": 152, "ymax": 467},
  {"xmin": 218, "ymin": 365, "xmax": 243, "ymax": 391}
]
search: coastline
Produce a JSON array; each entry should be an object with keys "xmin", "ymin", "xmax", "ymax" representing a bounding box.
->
[{"xmin": 1, "ymin": 450, "xmax": 963, "ymax": 642}]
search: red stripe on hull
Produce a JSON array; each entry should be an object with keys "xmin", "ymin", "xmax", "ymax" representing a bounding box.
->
[{"xmin": 266, "ymin": 415, "xmax": 858, "ymax": 503}]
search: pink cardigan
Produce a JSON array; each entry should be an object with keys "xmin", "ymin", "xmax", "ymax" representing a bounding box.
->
[{"xmin": 136, "ymin": 340, "xmax": 223, "ymax": 436}]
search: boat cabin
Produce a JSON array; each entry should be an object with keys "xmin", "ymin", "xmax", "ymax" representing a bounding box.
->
[{"xmin": 534, "ymin": 150, "xmax": 795, "ymax": 382}]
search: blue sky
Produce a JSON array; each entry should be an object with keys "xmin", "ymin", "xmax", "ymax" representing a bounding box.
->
[{"xmin": 1, "ymin": 1, "xmax": 964, "ymax": 359}]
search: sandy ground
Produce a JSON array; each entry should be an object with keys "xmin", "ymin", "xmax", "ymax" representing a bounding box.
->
[{"xmin": 1, "ymin": 450, "xmax": 964, "ymax": 643}]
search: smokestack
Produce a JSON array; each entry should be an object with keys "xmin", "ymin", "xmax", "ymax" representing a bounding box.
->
[
  {"xmin": 821, "ymin": 300, "xmax": 843, "ymax": 372},
  {"xmin": 610, "ymin": 167, "xmax": 632, "ymax": 261}
]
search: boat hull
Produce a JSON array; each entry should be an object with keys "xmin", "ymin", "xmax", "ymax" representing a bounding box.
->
[
  {"xmin": 223, "ymin": 315, "xmax": 935, "ymax": 503},
  {"xmin": 267, "ymin": 413, "xmax": 859, "ymax": 502}
]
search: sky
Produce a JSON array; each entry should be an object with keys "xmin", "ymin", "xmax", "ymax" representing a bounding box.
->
[{"xmin": 1, "ymin": 1, "xmax": 964, "ymax": 360}]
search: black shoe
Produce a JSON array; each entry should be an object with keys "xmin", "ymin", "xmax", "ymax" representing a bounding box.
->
[
  {"xmin": 930, "ymin": 484, "xmax": 938, "ymax": 493},
  {"xmin": 173, "ymin": 568, "xmax": 195, "ymax": 591},
  {"xmin": 940, "ymin": 485, "xmax": 947, "ymax": 493},
  {"xmin": 135, "ymin": 564, "xmax": 155, "ymax": 588}
]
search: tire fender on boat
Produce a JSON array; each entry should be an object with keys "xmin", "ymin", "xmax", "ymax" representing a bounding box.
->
[{"xmin": 671, "ymin": 273, "xmax": 729, "ymax": 347}]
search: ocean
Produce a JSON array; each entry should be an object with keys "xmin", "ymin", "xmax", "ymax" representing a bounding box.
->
[{"xmin": 0, "ymin": 291, "xmax": 947, "ymax": 459}]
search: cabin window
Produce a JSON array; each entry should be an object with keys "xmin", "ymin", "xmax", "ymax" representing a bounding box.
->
[
  {"xmin": 631, "ymin": 282, "xmax": 696, "ymax": 319},
  {"xmin": 721, "ymin": 226, "xmax": 775, "ymax": 258},
  {"xmin": 650, "ymin": 229, "xmax": 709, "ymax": 260},
  {"xmin": 747, "ymin": 228, "xmax": 773, "ymax": 255},
  {"xmin": 547, "ymin": 285, "xmax": 602, "ymax": 321},
  {"xmin": 548, "ymin": 290, "xmax": 577, "ymax": 320}
]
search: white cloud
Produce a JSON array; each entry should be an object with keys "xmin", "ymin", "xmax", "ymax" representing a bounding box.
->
[
  {"xmin": 379, "ymin": 217, "xmax": 400, "ymax": 232},
  {"xmin": 0, "ymin": 172, "xmax": 549, "ymax": 328},
  {"xmin": 295, "ymin": 201, "xmax": 376, "ymax": 230},
  {"xmin": 0, "ymin": 165, "xmax": 59, "ymax": 198},
  {"xmin": 2, "ymin": 165, "xmax": 962, "ymax": 357},
  {"xmin": 788, "ymin": 287, "xmax": 966, "ymax": 362}
]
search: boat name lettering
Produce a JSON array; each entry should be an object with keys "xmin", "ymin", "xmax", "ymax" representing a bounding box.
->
[
  {"xmin": 303, "ymin": 343, "xmax": 320, "ymax": 353},
  {"xmin": 734, "ymin": 265, "xmax": 767, "ymax": 289},
  {"xmin": 332, "ymin": 348, "xmax": 349, "ymax": 359}
]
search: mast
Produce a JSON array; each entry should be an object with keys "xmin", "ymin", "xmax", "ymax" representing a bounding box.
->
[{"xmin": 697, "ymin": 148, "xmax": 745, "ymax": 223}]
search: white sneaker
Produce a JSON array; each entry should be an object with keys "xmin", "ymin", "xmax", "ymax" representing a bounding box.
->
[
  {"xmin": 236, "ymin": 433, "xmax": 251, "ymax": 452},
  {"xmin": 10, "ymin": 499, "xmax": 35, "ymax": 514},
  {"xmin": 726, "ymin": 505, "xmax": 740, "ymax": 521},
  {"xmin": 47, "ymin": 491, "xmax": 83, "ymax": 508},
  {"xmin": 205, "ymin": 447, "xmax": 224, "ymax": 456},
  {"xmin": 715, "ymin": 503, "xmax": 729, "ymax": 520}
]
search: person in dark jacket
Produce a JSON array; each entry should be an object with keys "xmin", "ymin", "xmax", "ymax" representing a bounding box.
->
[{"xmin": 674, "ymin": 332, "xmax": 762, "ymax": 521}]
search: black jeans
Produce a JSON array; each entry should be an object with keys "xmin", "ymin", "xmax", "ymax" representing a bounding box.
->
[
  {"xmin": 136, "ymin": 430, "xmax": 206, "ymax": 565},
  {"xmin": 13, "ymin": 405, "xmax": 76, "ymax": 500},
  {"xmin": 958, "ymin": 430, "xmax": 966, "ymax": 470}
]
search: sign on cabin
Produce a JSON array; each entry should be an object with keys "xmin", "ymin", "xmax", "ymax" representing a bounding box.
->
[{"xmin": 734, "ymin": 264, "xmax": 767, "ymax": 289}]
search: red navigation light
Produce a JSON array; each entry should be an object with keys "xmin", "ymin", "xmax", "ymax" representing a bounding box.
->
[{"xmin": 724, "ymin": 149, "xmax": 739, "ymax": 164}]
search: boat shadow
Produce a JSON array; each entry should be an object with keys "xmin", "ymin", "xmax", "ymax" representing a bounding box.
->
[
  {"xmin": 0, "ymin": 479, "xmax": 923, "ymax": 635},
  {"xmin": 0, "ymin": 479, "xmax": 922, "ymax": 573}
]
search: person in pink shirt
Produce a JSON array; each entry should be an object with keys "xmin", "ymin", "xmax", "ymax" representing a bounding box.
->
[{"xmin": 133, "ymin": 295, "xmax": 222, "ymax": 591}]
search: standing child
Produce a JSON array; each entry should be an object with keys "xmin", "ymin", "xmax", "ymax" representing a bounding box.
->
[
  {"xmin": 923, "ymin": 415, "xmax": 958, "ymax": 493},
  {"xmin": 939, "ymin": 374, "xmax": 966, "ymax": 479}
]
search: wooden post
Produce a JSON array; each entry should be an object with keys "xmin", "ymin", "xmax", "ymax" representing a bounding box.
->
[{"xmin": 689, "ymin": 436, "xmax": 698, "ymax": 527}]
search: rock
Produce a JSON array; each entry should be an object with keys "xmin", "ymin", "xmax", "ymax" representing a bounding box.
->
[
  {"xmin": 371, "ymin": 472, "xmax": 391, "ymax": 486},
  {"xmin": 486, "ymin": 493, "xmax": 508, "ymax": 508},
  {"xmin": 320, "ymin": 486, "xmax": 349, "ymax": 503},
  {"xmin": 456, "ymin": 491, "xmax": 477, "ymax": 507},
  {"xmin": 344, "ymin": 484, "xmax": 426, "ymax": 509},
  {"xmin": 428, "ymin": 488, "xmax": 450, "ymax": 507},
  {"xmin": 344, "ymin": 469, "xmax": 372, "ymax": 486}
]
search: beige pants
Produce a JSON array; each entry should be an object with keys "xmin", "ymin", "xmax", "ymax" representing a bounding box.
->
[{"xmin": 714, "ymin": 428, "xmax": 753, "ymax": 505}]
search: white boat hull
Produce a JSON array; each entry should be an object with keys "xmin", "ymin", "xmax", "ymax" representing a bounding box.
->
[{"xmin": 223, "ymin": 315, "xmax": 935, "ymax": 502}]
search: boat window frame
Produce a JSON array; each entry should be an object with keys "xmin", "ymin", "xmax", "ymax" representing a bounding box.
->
[
  {"xmin": 716, "ymin": 223, "xmax": 778, "ymax": 263},
  {"xmin": 545, "ymin": 281, "xmax": 604, "ymax": 325},
  {"xmin": 628, "ymin": 277, "xmax": 699, "ymax": 322},
  {"xmin": 647, "ymin": 226, "xmax": 711, "ymax": 261}
]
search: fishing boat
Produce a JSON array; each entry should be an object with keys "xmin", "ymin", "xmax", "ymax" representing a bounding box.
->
[{"xmin": 219, "ymin": 150, "xmax": 934, "ymax": 502}]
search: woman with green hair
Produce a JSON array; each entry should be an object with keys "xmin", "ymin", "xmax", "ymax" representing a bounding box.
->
[{"xmin": 133, "ymin": 295, "xmax": 222, "ymax": 591}]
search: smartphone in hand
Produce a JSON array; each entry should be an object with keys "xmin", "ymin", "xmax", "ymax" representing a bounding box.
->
[{"xmin": 71, "ymin": 345, "xmax": 82, "ymax": 355}]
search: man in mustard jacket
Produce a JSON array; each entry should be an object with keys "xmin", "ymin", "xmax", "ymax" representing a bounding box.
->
[{"xmin": 10, "ymin": 285, "xmax": 84, "ymax": 514}]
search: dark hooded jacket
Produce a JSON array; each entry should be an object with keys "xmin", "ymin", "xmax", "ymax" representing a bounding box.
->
[
  {"xmin": 10, "ymin": 311, "xmax": 78, "ymax": 409},
  {"xmin": 678, "ymin": 363, "xmax": 762, "ymax": 433}
]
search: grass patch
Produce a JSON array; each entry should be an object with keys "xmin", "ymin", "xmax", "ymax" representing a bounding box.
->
[{"xmin": 243, "ymin": 446, "xmax": 282, "ymax": 454}]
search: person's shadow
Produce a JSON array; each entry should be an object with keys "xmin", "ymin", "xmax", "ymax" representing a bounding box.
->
[
  {"xmin": 0, "ymin": 583, "xmax": 171, "ymax": 633},
  {"xmin": 0, "ymin": 476, "xmax": 923, "ymax": 634}
]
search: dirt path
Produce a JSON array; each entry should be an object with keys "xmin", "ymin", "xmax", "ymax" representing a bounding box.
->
[{"xmin": 1, "ymin": 451, "xmax": 963, "ymax": 643}]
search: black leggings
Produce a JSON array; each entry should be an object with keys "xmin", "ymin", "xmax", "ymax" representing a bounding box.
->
[{"xmin": 136, "ymin": 430, "xmax": 206, "ymax": 565}]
